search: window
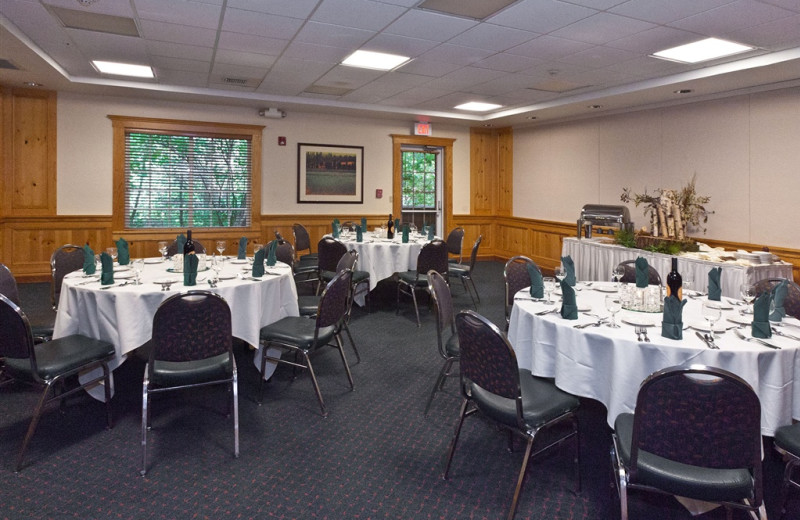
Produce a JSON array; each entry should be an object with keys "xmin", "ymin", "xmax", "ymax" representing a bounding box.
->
[
  {"xmin": 110, "ymin": 116, "xmax": 263, "ymax": 232},
  {"xmin": 401, "ymin": 149, "xmax": 437, "ymax": 210}
]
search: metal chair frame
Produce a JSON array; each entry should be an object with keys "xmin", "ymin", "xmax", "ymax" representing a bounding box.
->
[
  {"xmin": 396, "ymin": 239, "xmax": 448, "ymax": 327},
  {"xmin": 50, "ymin": 244, "xmax": 85, "ymax": 310},
  {"xmin": 449, "ymin": 235, "xmax": 482, "ymax": 308},
  {"xmin": 503, "ymin": 255, "xmax": 539, "ymax": 327},
  {"xmin": 423, "ymin": 270, "xmax": 458, "ymax": 415},
  {"xmin": 445, "ymin": 227, "xmax": 465, "ymax": 264}
]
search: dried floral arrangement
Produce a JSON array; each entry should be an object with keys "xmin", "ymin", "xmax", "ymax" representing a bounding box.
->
[{"xmin": 620, "ymin": 175, "xmax": 712, "ymax": 240}]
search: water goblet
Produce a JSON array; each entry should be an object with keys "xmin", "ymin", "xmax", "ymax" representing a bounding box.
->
[
  {"xmin": 682, "ymin": 279, "xmax": 693, "ymax": 296},
  {"xmin": 216, "ymin": 240, "xmax": 226, "ymax": 257},
  {"xmin": 553, "ymin": 265, "xmax": 565, "ymax": 282},
  {"xmin": 605, "ymin": 294, "xmax": 622, "ymax": 328},
  {"xmin": 409, "ymin": 223, "xmax": 417, "ymax": 235},
  {"xmin": 132, "ymin": 258, "xmax": 144, "ymax": 285},
  {"xmin": 701, "ymin": 301, "xmax": 722, "ymax": 336},
  {"xmin": 157, "ymin": 241, "xmax": 169, "ymax": 261},
  {"xmin": 106, "ymin": 247, "xmax": 118, "ymax": 263},
  {"xmin": 211, "ymin": 254, "xmax": 223, "ymax": 283},
  {"xmin": 543, "ymin": 276, "xmax": 556, "ymax": 305},
  {"xmin": 612, "ymin": 265, "xmax": 625, "ymax": 288},
  {"xmin": 739, "ymin": 283, "xmax": 756, "ymax": 315}
]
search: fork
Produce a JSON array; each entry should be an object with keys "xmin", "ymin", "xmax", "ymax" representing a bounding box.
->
[
  {"xmin": 641, "ymin": 327, "xmax": 650, "ymax": 342},
  {"xmin": 635, "ymin": 327, "xmax": 643, "ymax": 342}
]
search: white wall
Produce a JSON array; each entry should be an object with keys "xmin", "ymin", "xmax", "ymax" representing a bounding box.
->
[
  {"xmin": 56, "ymin": 92, "xmax": 472, "ymax": 217},
  {"xmin": 513, "ymin": 87, "xmax": 800, "ymax": 249}
]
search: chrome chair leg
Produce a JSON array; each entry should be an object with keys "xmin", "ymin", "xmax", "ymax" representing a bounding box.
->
[
  {"xmin": 141, "ymin": 381, "xmax": 149, "ymax": 476},
  {"xmin": 16, "ymin": 381, "xmax": 54, "ymax": 472},
  {"xmin": 443, "ymin": 398, "xmax": 469, "ymax": 479},
  {"xmin": 303, "ymin": 351, "xmax": 327, "ymax": 417},
  {"xmin": 341, "ymin": 322, "xmax": 361, "ymax": 364},
  {"xmin": 424, "ymin": 358, "xmax": 454, "ymax": 416},
  {"xmin": 335, "ymin": 334, "xmax": 354, "ymax": 390},
  {"xmin": 508, "ymin": 437, "xmax": 535, "ymax": 520},
  {"xmin": 232, "ymin": 366, "xmax": 239, "ymax": 458}
]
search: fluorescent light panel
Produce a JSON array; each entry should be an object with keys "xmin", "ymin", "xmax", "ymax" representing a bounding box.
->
[
  {"xmin": 341, "ymin": 50, "xmax": 410, "ymax": 71},
  {"xmin": 454, "ymin": 101, "xmax": 503, "ymax": 112},
  {"xmin": 92, "ymin": 60, "xmax": 154, "ymax": 78},
  {"xmin": 652, "ymin": 38, "xmax": 754, "ymax": 64}
]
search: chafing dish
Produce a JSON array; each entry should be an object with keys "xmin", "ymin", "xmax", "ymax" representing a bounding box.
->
[{"xmin": 577, "ymin": 204, "xmax": 633, "ymax": 238}]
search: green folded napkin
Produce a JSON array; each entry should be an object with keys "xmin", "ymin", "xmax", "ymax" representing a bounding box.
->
[
  {"xmin": 332, "ymin": 221, "xmax": 340, "ymax": 239},
  {"xmin": 356, "ymin": 225, "xmax": 363, "ymax": 243},
  {"xmin": 116, "ymin": 237, "xmax": 130, "ymax": 265},
  {"xmin": 770, "ymin": 279, "xmax": 788, "ymax": 322},
  {"xmin": 560, "ymin": 279, "xmax": 578, "ymax": 320},
  {"xmin": 527, "ymin": 264, "xmax": 544, "ymax": 299},
  {"xmin": 707, "ymin": 267, "xmax": 722, "ymax": 301},
  {"xmin": 427, "ymin": 225, "xmax": 435, "ymax": 241},
  {"xmin": 176, "ymin": 234, "xmax": 186, "ymax": 256},
  {"xmin": 238, "ymin": 237, "xmax": 247, "ymax": 259},
  {"xmin": 266, "ymin": 239, "xmax": 277, "ymax": 267},
  {"xmin": 752, "ymin": 292, "xmax": 772, "ymax": 338},
  {"xmin": 394, "ymin": 219, "xmax": 400, "ymax": 233},
  {"xmin": 333, "ymin": 218, "xmax": 340, "ymax": 226},
  {"xmin": 661, "ymin": 295, "xmax": 686, "ymax": 340},
  {"xmin": 635, "ymin": 257, "xmax": 649, "ymax": 288},
  {"xmin": 252, "ymin": 247, "xmax": 266, "ymax": 278},
  {"xmin": 561, "ymin": 255, "xmax": 576, "ymax": 286},
  {"xmin": 361, "ymin": 217, "xmax": 367, "ymax": 231},
  {"xmin": 183, "ymin": 254, "xmax": 198, "ymax": 286},
  {"xmin": 402, "ymin": 224, "xmax": 409, "ymax": 243},
  {"xmin": 83, "ymin": 244, "xmax": 96, "ymax": 275},
  {"xmin": 100, "ymin": 252, "xmax": 114, "ymax": 285}
]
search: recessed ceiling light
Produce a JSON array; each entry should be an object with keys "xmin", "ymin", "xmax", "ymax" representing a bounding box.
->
[
  {"xmin": 341, "ymin": 50, "xmax": 410, "ymax": 71},
  {"xmin": 454, "ymin": 102, "xmax": 503, "ymax": 112},
  {"xmin": 588, "ymin": 104, "xmax": 603, "ymax": 109},
  {"xmin": 674, "ymin": 89, "xmax": 693, "ymax": 94},
  {"xmin": 526, "ymin": 116, "xmax": 537, "ymax": 120},
  {"xmin": 23, "ymin": 81, "xmax": 43, "ymax": 87},
  {"xmin": 92, "ymin": 60, "xmax": 154, "ymax": 78},
  {"xmin": 651, "ymin": 38, "xmax": 754, "ymax": 64}
]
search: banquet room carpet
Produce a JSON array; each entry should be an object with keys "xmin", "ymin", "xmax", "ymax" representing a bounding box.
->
[{"xmin": 2, "ymin": 261, "xmax": 798, "ymax": 520}]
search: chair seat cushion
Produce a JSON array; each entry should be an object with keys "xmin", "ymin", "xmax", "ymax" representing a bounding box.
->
[
  {"xmin": 775, "ymin": 422, "xmax": 800, "ymax": 456},
  {"xmin": 298, "ymin": 295, "xmax": 320, "ymax": 316},
  {"xmin": 5, "ymin": 334, "xmax": 114, "ymax": 381},
  {"xmin": 445, "ymin": 332, "xmax": 459, "ymax": 358},
  {"xmin": 470, "ymin": 369, "xmax": 579, "ymax": 429},
  {"xmin": 299, "ymin": 253, "xmax": 317, "ymax": 263},
  {"xmin": 260, "ymin": 316, "xmax": 335, "ymax": 351},
  {"xmin": 352, "ymin": 270, "xmax": 370, "ymax": 284},
  {"xmin": 396, "ymin": 271, "xmax": 426, "ymax": 286},
  {"xmin": 151, "ymin": 352, "xmax": 233, "ymax": 387},
  {"xmin": 449, "ymin": 264, "xmax": 470, "ymax": 277},
  {"xmin": 614, "ymin": 413, "xmax": 755, "ymax": 502}
]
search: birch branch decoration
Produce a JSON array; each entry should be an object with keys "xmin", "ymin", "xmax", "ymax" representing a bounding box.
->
[{"xmin": 620, "ymin": 175, "xmax": 712, "ymax": 239}]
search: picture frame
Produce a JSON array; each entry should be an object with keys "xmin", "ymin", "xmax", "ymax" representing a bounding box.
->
[{"xmin": 297, "ymin": 143, "xmax": 364, "ymax": 203}]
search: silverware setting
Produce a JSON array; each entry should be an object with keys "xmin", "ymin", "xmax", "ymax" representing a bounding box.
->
[
  {"xmin": 635, "ymin": 326, "xmax": 650, "ymax": 342},
  {"xmin": 733, "ymin": 328, "xmax": 780, "ymax": 349},
  {"xmin": 696, "ymin": 331, "xmax": 718, "ymax": 349},
  {"xmin": 575, "ymin": 318, "xmax": 607, "ymax": 329},
  {"xmin": 77, "ymin": 278, "xmax": 99, "ymax": 285},
  {"xmin": 101, "ymin": 281, "xmax": 131, "ymax": 290},
  {"xmin": 771, "ymin": 327, "xmax": 800, "ymax": 341},
  {"xmin": 535, "ymin": 308, "xmax": 558, "ymax": 316}
]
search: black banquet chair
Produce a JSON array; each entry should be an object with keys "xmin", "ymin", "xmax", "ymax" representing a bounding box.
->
[
  {"xmin": 443, "ymin": 310, "xmax": 580, "ymax": 520},
  {"xmin": 423, "ymin": 270, "xmax": 459, "ymax": 416},
  {"xmin": 616, "ymin": 259, "xmax": 662, "ymax": 286},
  {"xmin": 449, "ymin": 235, "xmax": 482, "ymax": 308},
  {"xmin": 395, "ymin": 239, "xmax": 448, "ymax": 327},
  {"xmin": 775, "ymin": 422, "xmax": 800, "ymax": 519},
  {"xmin": 503, "ymin": 255, "xmax": 539, "ymax": 328},
  {"xmin": 445, "ymin": 226, "xmax": 464, "ymax": 264},
  {"xmin": 1, "ymin": 262, "xmax": 52, "ymax": 342},
  {"xmin": 141, "ymin": 290, "xmax": 239, "ymax": 476},
  {"xmin": 316, "ymin": 236, "xmax": 347, "ymax": 295},
  {"xmin": 611, "ymin": 365, "xmax": 764, "ymax": 520},
  {"xmin": 258, "ymin": 269, "xmax": 354, "ymax": 417},
  {"xmin": 50, "ymin": 243, "xmax": 85, "ymax": 310},
  {"xmin": 0, "ymin": 293, "xmax": 115, "ymax": 472},
  {"xmin": 753, "ymin": 277, "xmax": 800, "ymax": 320}
]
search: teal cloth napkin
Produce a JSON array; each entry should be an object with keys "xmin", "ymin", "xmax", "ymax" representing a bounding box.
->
[
  {"xmin": 238, "ymin": 237, "xmax": 247, "ymax": 259},
  {"xmin": 394, "ymin": 219, "xmax": 400, "ymax": 233},
  {"xmin": 561, "ymin": 255, "xmax": 576, "ymax": 286},
  {"xmin": 527, "ymin": 264, "xmax": 544, "ymax": 299},
  {"xmin": 100, "ymin": 252, "xmax": 114, "ymax": 285},
  {"xmin": 427, "ymin": 225, "xmax": 435, "ymax": 240},
  {"xmin": 252, "ymin": 247, "xmax": 266, "ymax": 277},
  {"xmin": 83, "ymin": 244, "xmax": 96, "ymax": 275},
  {"xmin": 266, "ymin": 240, "xmax": 277, "ymax": 267},
  {"xmin": 356, "ymin": 225, "xmax": 363, "ymax": 243},
  {"xmin": 402, "ymin": 224, "xmax": 409, "ymax": 243},
  {"xmin": 635, "ymin": 257, "xmax": 649, "ymax": 288},
  {"xmin": 708, "ymin": 267, "xmax": 722, "ymax": 301},
  {"xmin": 176, "ymin": 234, "xmax": 186, "ymax": 256},
  {"xmin": 332, "ymin": 220, "xmax": 340, "ymax": 239},
  {"xmin": 560, "ymin": 279, "xmax": 578, "ymax": 320},
  {"xmin": 661, "ymin": 295, "xmax": 686, "ymax": 340},
  {"xmin": 361, "ymin": 217, "xmax": 367, "ymax": 231},
  {"xmin": 770, "ymin": 279, "xmax": 788, "ymax": 321},
  {"xmin": 183, "ymin": 254, "xmax": 198, "ymax": 286},
  {"xmin": 116, "ymin": 238, "xmax": 130, "ymax": 265},
  {"xmin": 752, "ymin": 292, "xmax": 772, "ymax": 338}
]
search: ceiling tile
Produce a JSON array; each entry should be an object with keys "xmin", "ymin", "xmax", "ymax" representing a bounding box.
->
[
  {"xmin": 383, "ymin": 9, "xmax": 477, "ymax": 41},
  {"xmin": 551, "ymin": 12, "xmax": 656, "ymax": 45},
  {"xmin": 726, "ymin": 14, "xmax": 800, "ymax": 48},
  {"xmin": 221, "ymin": 8, "xmax": 304, "ymax": 39},
  {"xmin": 151, "ymin": 55, "xmax": 210, "ymax": 74},
  {"xmin": 313, "ymin": 64, "xmax": 385, "ymax": 90},
  {"xmin": 425, "ymin": 66, "xmax": 503, "ymax": 90},
  {"xmin": 281, "ymin": 41, "xmax": 351, "ymax": 63},
  {"xmin": 134, "ymin": 0, "xmax": 222, "ymax": 29},
  {"xmin": 146, "ymin": 41, "xmax": 214, "ymax": 61},
  {"xmin": 507, "ymin": 35, "xmax": 593, "ymax": 60},
  {"xmin": 418, "ymin": 43, "xmax": 494, "ymax": 66},
  {"xmin": 214, "ymin": 49, "xmax": 277, "ymax": 68},
  {"xmin": 156, "ymin": 69, "xmax": 209, "ymax": 87},
  {"xmin": 473, "ymin": 52, "xmax": 544, "ymax": 73},
  {"xmin": 226, "ymin": 0, "xmax": 319, "ymax": 18},
  {"xmin": 216, "ymin": 31, "xmax": 289, "ymax": 56},
  {"xmin": 398, "ymin": 58, "xmax": 464, "ymax": 77},
  {"xmin": 561, "ymin": 0, "xmax": 629, "ymax": 9},
  {"xmin": 65, "ymin": 29, "xmax": 150, "ymax": 61},
  {"xmin": 668, "ymin": 0, "xmax": 795, "ymax": 35},
  {"xmin": 210, "ymin": 61, "xmax": 269, "ymax": 79},
  {"xmin": 311, "ymin": 0, "xmax": 407, "ymax": 31},
  {"xmin": 605, "ymin": 26, "xmax": 702, "ymax": 54},
  {"xmin": 486, "ymin": 0, "xmax": 597, "ymax": 33},
  {"xmin": 556, "ymin": 45, "xmax": 638, "ymax": 68},
  {"xmin": 447, "ymin": 23, "xmax": 538, "ymax": 52},
  {"xmin": 364, "ymin": 33, "xmax": 442, "ymax": 58},
  {"xmin": 609, "ymin": 0, "xmax": 735, "ymax": 24},
  {"xmin": 293, "ymin": 21, "xmax": 375, "ymax": 49},
  {"xmin": 138, "ymin": 19, "xmax": 218, "ymax": 46}
]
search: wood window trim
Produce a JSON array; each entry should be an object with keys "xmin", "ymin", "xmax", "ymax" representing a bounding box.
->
[
  {"xmin": 109, "ymin": 116, "xmax": 264, "ymax": 238},
  {"xmin": 390, "ymin": 134, "xmax": 455, "ymax": 232}
]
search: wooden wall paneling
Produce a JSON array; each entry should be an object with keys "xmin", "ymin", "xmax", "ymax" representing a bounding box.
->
[
  {"xmin": 469, "ymin": 128, "xmax": 496, "ymax": 215},
  {"xmin": 497, "ymin": 127, "xmax": 513, "ymax": 216}
]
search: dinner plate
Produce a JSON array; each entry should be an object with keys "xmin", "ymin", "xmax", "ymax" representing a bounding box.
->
[
  {"xmin": 113, "ymin": 271, "xmax": 135, "ymax": 279},
  {"xmin": 727, "ymin": 315, "xmax": 752, "ymax": 327},
  {"xmin": 577, "ymin": 304, "xmax": 591, "ymax": 313},
  {"xmin": 621, "ymin": 316, "xmax": 659, "ymax": 327},
  {"xmin": 113, "ymin": 265, "xmax": 131, "ymax": 272},
  {"xmin": 229, "ymin": 258, "xmax": 248, "ymax": 264},
  {"xmin": 153, "ymin": 277, "xmax": 178, "ymax": 285},
  {"xmin": 689, "ymin": 321, "xmax": 728, "ymax": 333},
  {"xmin": 166, "ymin": 266, "xmax": 210, "ymax": 273},
  {"xmin": 592, "ymin": 285, "xmax": 617, "ymax": 293},
  {"xmin": 217, "ymin": 274, "xmax": 237, "ymax": 281},
  {"xmin": 144, "ymin": 257, "xmax": 164, "ymax": 264}
]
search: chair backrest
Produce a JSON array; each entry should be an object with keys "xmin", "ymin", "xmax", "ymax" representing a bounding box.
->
[
  {"xmin": 504, "ymin": 256, "xmax": 539, "ymax": 319},
  {"xmin": 51, "ymin": 244, "xmax": 85, "ymax": 309},
  {"xmin": 456, "ymin": 310, "xmax": 522, "ymax": 405},
  {"xmin": 753, "ymin": 277, "xmax": 800, "ymax": 320},
  {"xmin": 316, "ymin": 269, "xmax": 352, "ymax": 330},
  {"xmin": 0, "ymin": 263, "xmax": 21, "ymax": 306},
  {"xmin": 464, "ymin": 235, "xmax": 482, "ymax": 270},
  {"xmin": 445, "ymin": 227, "xmax": 465, "ymax": 261},
  {"xmin": 150, "ymin": 291, "xmax": 232, "ymax": 364},
  {"xmin": 0, "ymin": 293, "xmax": 35, "ymax": 363},
  {"xmin": 166, "ymin": 239, "xmax": 206, "ymax": 256},
  {"xmin": 341, "ymin": 221, "xmax": 356, "ymax": 230},
  {"xmin": 337, "ymin": 249, "xmax": 358, "ymax": 272},
  {"xmin": 274, "ymin": 240, "xmax": 295, "ymax": 269},
  {"xmin": 629, "ymin": 365, "xmax": 762, "ymax": 486},
  {"xmin": 428, "ymin": 270, "xmax": 455, "ymax": 359},
  {"xmin": 318, "ymin": 237, "xmax": 347, "ymax": 272},
  {"xmin": 417, "ymin": 239, "xmax": 449, "ymax": 277},
  {"xmin": 617, "ymin": 260, "xmax": 662, "ymax": 285},
  {"xmin": 293, "ymin": 223, "xmax": 312, "ymax": 254}
]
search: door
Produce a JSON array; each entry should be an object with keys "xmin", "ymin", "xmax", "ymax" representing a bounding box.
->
[{"xmin": 399, "ymin": 146, "xmax": 442, "ymax": 234}]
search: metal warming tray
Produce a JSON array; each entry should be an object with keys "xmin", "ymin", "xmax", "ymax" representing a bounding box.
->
[{"xmin": 577, "ymin": 204, "xmax": 632, "ymax": 238}]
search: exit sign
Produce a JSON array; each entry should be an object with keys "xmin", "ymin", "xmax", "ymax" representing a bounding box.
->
[{"xmin": 414, "ymin": 122, "xmax": 432, "ymax": 136}]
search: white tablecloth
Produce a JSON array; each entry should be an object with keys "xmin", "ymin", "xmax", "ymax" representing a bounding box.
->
[
  {"xmin": 507, "ymin": 282, "xmax": 800, "ymax": 436},
  {"xmin": 562, "ymin": 237, "xmax": 793, "ymax": 298},
  {"xmin": 53, "ymin": 258, "xmax": 299, "ymax": 395}
]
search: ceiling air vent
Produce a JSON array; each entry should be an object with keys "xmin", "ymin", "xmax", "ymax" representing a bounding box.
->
[{"xmin": 223, "ymin": 77, "xmax": 250, "ymax": 86}]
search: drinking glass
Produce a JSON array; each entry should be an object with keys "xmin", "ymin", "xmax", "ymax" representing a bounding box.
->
[
  {"xmin": 106, "ymin": 247, "xmax": 118, "ymax": 263},
  {"xmin": 216, "ymin": 240, "xmax": 226, "ymax": 257},
  {"xmin": 553, "ymin": 265, "xmax": 565, "ymax": 282},
  {"xmin": 132, "ymin": 258, "xmax": 144, "ymax": 285},
  {"xmin": 211, "ymin": 254, "xmax": 223, "ymax": 282},
  {"xmin": 701, "ymin": 301, "xmax": 722, "ymax": 335},
  {"xmin": 739, "ymin": 283, "xmax": 756, "ymax": 315},
  {"xmin": 612, "ymin": 265, "xmax": 625, "ymax": 287},
  {"xmin": 543, "ymin": 276, "xmax": 556, "ymax": 305},
  {"xmin": 157, "ymin": 241, "xmax": 169, "ymax": 261},
  {"xmin": 605, "ymin": 294, "xmax": 622, "ymax": 328}
]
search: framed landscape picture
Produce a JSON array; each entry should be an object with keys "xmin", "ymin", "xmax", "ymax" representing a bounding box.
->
[{"xmin": 297, "ymin": 143, "xmax": 364, "ymax": 203}]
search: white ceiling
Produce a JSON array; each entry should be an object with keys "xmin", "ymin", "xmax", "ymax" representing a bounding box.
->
[{"xmin": 2, "ymin": 0, "xmax": 800, "ymax": 126}]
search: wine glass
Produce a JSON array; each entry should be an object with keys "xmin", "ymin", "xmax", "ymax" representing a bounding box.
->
[
  {"xmin": 157, "ymin": 241, "xmax": 169, "ymax": 261},
  {"xmin": 216, "ymin": 240, "xmax": 226, "ymax": 257},
  {"xmin": 132, "ymin": 258, "xmax": 144, "ymax": 285},
  {"xmin": 605, "ymin": 294, "xmax": 622, "ymax": 328},
  {"xmin": 211, "ymin": 254, "xmax": 223, "ymax": 283},
  {"xmin": 543, "ymin": 276, "xmax": 556, "ymax": 305},
  {"xmin": 701, "ymin": 301, "xmax": 722, "ymax": 336},
  {"xmin": 612, "ymin": 265, "xmax": 625, "ymax": 287},
  {"xmin": 106, "ymin": 247, "xmax": 118, "ymax": 263},
  {"xmin": 739, "ymin": 283, "xmax": 756, "ymax": 315},
  {"xmin": 553, "ymin": 265, "xmax": 565, "ymax": 282}
]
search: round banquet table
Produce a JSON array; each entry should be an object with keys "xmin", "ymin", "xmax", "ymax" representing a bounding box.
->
[
  {"xmin": 53, "ymin": 257, "xmax": 300, "ymax": 397},
  {"xmin": 507, "ymin": 281, "xmax": 800, "ymax": 437}
]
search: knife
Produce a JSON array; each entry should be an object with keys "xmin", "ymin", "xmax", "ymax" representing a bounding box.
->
[{"xmin": 695, "ymin": 331, "xmax": 715, "ymax": 349}]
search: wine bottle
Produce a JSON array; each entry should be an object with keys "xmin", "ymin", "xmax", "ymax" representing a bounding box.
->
[
  {"xmin": 184, "ymin": 229, "xmax": 196, "ymax": 255},
  {"xmin": 666, "ymin": 257, "xmax": 682, "ymax": 300},
  {"xmin": 387, "ymin": 214, "xmax": 394, "ymax": 239}
]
